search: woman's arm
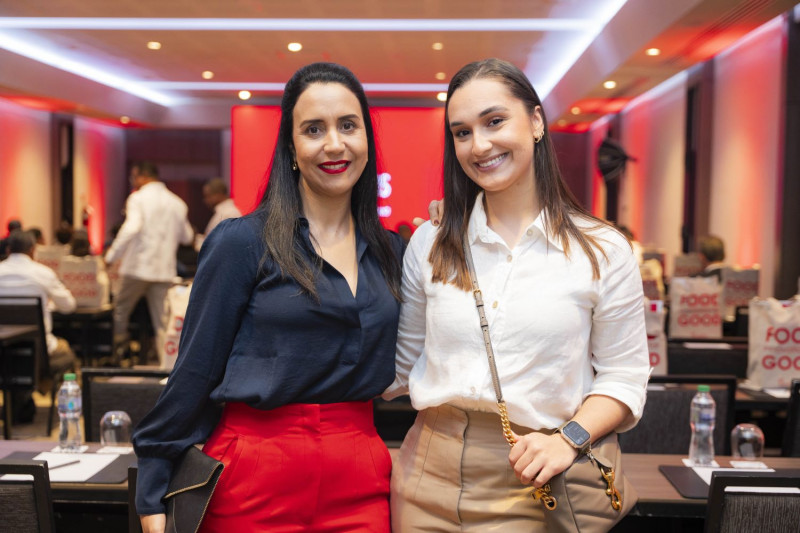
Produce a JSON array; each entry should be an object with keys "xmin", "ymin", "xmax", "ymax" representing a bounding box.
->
[
  {"xmin": 140, "ymin": 513, "xmax": 166, "ymax": 533},
  {"xmin": 132, "ymin": 217, "xmax": 262, "ymax": 516},
  {"xmin": 508, "ymin": 395, "xmax": 630, "ymax": 487},
  {"xmin": 510, "ymin": 230, "xmax": 649, "ymax": 487},
  {"xmin": 383, "ymin": 223, "xmax": 432, "ymax": 399}
]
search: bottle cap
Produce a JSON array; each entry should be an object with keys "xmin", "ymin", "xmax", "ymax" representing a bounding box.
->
[
  {"xmin": 697, "ymin": 384, "xmax": 710, "ymax": 392},
  {"xmin": 64, "ymin": 373, "xmax": 77, "ymax": 381}
]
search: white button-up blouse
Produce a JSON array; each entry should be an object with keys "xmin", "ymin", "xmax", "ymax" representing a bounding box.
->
[{"xmin": 384, "ymin": 193, "xmax": 650, "ymax": 432}]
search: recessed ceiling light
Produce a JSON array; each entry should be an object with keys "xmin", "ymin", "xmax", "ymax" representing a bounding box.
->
[
  {"xmin": 238, "ymin": 90, "xmax": 252, "ymax": 100},
  {"xmin": 435, "ymin": 72, "xmax": 446, "ymax": 80},
  {"xmin": 645, "ymin": 48, "xmax": 661, "ymax": 56},
  {"xmin": 201, "ymin": 70, "xmax": 214, "ymax": 80},
  {"xmin": 436, "ymin": 92, "xmax": 447, "ymax": 102},
  {"xmin": 287, "ymin": 42, "xmax": 302, "ymax": 52},
  {"xmin": 570, "ymin": 106, "xmax": 581, "ymax": 115},
  {"xmin": 120, "ymin": 116, "xmax": 131, "ymax": 124},
  {"xmin": 603, "ymin": 80, "xmax": 617, "ymax": 89},
  {"xmin": 146, "ymin": 41, "xmax": 161, "ymax": 50},
  {"xmin": 432, "ymin": 42, "xmax": 444, "ymax": 51}
]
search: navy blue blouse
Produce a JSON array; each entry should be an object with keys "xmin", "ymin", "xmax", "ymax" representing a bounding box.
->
[{"xmin": 132, "ymin": 211, "xmax": 404, "ymax": 515}]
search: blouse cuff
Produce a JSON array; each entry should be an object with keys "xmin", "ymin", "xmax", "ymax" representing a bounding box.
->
[
  {"xmin": 381, "ymin": 379, "xmax": 409, "ymax": 401},
  {"xmin": 135, "ymin": 456, "xmax": 174, "ymax": 515},
  {"xmin": 586, "ymin": 380, "xmax": 648, "ymax": 433}
]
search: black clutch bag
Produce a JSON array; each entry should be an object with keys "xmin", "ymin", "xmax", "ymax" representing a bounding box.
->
[{"xmin": 163, "ymin": 446, "xmax": 224, "ymax": 533}]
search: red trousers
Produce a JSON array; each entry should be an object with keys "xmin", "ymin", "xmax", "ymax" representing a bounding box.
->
[{"xmin": 199, "ymin": 401, "xmax": 391, "ymax": 532}]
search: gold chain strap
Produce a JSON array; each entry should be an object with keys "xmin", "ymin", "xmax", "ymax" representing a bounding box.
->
[
  {"xmin": 497, "ymin": 401, "xmax": 516, "ymax": 446},
  {"xmin": 464, "ymin": 235, "xmax": 562, "ymax": 510},
  {"xmin": 498, "ymin": 400, "xmax": 557, "ymax": 509}
]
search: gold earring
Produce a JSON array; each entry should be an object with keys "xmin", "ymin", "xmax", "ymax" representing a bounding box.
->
[
  {"xmin": 292, "ymin": 161, "xmax": 297, "ymax": 171},
  {"xmin": 534, "ymin": 131, "xmax": 544, "ymax": 144}
]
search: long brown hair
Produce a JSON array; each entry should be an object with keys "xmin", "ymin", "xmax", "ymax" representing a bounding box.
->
[{"xmin": 430, "ymin": 58, "xmax": 616, "ymax": 290}]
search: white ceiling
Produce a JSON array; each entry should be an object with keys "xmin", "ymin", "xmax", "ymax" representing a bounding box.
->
[{"xmin": 0, "ymin": 0, "xmax": 795, "ymax": 129}]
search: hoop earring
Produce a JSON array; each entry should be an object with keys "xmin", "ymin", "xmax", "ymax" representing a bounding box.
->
[{"xmin": 534, "ymin": 131, "xmax": 544, "ymax": 144}]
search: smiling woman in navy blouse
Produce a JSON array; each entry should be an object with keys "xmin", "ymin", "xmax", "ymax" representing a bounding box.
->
[{"xmin": 132, "ymin": 63, "xmax": 404, "ymax": 533}]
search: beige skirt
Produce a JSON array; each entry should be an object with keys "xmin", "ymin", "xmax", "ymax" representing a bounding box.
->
[{"xmin": 390, "ymin": 404, "xmax": 546, "ymax": 532}]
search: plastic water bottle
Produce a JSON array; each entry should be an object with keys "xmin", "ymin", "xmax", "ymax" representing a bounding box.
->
[
  {"xmin": 58, "ymin": 373, "xmax": 83, "ymax": 451},
  {"xmin": 688, "ymin": 384, "xmax": 716, "ymax": 466}
]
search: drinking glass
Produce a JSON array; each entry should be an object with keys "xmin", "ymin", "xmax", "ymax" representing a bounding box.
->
[
  {"xmin": 731, "ymin": 423, "xmax": 765, "ymax": 459},
  {"xmin": 100, "ymin": 410, "xmax": 132, "ymax": 446}
]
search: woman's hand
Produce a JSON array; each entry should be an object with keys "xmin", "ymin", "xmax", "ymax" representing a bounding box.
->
[
  {"xmin": 140, "ymin": 513, "xmax": 166, "ymax": 533},
  {"xmin": 412, "ymin": 199, "xmax": 444, "ymax": 227},
  {"xmin": 508, "ymin": 431, "xmax": 579, "ymax": 488}
]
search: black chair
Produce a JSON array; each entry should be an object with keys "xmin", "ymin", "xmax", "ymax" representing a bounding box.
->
[
  {"xmin": 705, "ymin": 471, "xmax": 800, "ymax": 533},
  {"xmin": 81, "ymin": 368, "xmax": 169, "ymax": 442},
  {"xmin": 618, "ymin": 375, "xmax": 736, "ymax": 455},
  {"xmin": 0, "ymin": 296, "xmax": 74, "ymax": 437},
  {"xmin": 783, "ymin": 379, "xmax": 800, "ymax": 457},
  {"xmin": 0, "ymin": 460, "xmax": 56, "ymax": 533},
  {"xmin": 128, "ymin": 466, "xmax": 143, "ymax": 533},
  {"xmin": 666, "ymin": 342, "xmax": 748, "ymax": 378}
]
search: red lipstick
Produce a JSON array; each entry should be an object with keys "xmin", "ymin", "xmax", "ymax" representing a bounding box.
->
[{"xmin": 318, "ymin": 160, "xmax": 350, "ymax": 174}]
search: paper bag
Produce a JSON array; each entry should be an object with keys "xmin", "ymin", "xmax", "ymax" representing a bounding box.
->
[
  {"xmin": 721, "ymin": 267, "xmax": 759, "ymax": 320},
  {"xmin": 669, "ymin": 277, "xmax": 723, "ymax": 338},
  {"xmin": 747, "ymin": 297, "xmax": 800, "ymax": 389},
  {"xmin": 34, "ymin": 244, "xmax": 69, "ymax": 274},
  {"xmin": 673, "ymin": 253, "xmax": 704, "ymax": 279},
  {"xmin": 640, "ymin": 259, "xmax": 665, "ymax": 302},
  {"xmin": 157, "ymin": 283, "xmax": 192, "ymax": 370},
  {"xmin": 644, "ymin": 300, "xmax": 667, "ymax": 375},
  {"xmin": 59, "ymin": 256, "xmax": 110, "ymax": 308}
]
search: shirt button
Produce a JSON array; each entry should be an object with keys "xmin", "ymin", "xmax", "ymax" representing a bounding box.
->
[
  {"xmin": 492, "ymin": 301, "xmax": 498, "ymax": 309},
  {"xmin": 507, "ymin": 254, "xmax": 513, "ymax": 262},
  {"xmin": 526, "ymin": 229, "xmax": 533, "ymax": 236}
]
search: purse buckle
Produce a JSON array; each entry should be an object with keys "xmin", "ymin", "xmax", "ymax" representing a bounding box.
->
[
  {"xmin": 600, "ymin": 466, "xmax": 622, "ymax": 511},
  {"xmin": 532, "ymin": 484, "xmax": 558, "ymax": 510}
]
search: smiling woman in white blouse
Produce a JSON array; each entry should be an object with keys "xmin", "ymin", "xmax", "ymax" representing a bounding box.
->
[{"xmin": 384, "ymin": 58, "xmax": 651, "ymax": 531}]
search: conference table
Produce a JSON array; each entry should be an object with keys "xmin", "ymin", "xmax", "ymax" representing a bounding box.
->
[{"xmin": 2, "ymin": 440, "xmax": 799, "ymax": 532}]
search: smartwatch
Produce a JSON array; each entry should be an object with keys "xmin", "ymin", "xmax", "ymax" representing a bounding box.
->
[{"xmin": 555, "ymin": 420, "xmax": 591, "ymax": 454}]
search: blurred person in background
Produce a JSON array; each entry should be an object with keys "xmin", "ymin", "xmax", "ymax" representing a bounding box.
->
[
  {"xmin": 54, "ymin": 220, "xmax": 74, "ymax": 246},
  {"xmin": 104, "ymin": 161, "xmax": 193, "ymax": 357},
  {"xmin": 194, "ymin": 177, "xmax": 242, "ymax": 251},
  {"xmin": 697, "ymin": 235, "xmax": 726, "ymax": 283},
  {"xmin": 28, "ymin": 227, "xmax": 45, "ymax": 245},
  {"xmin": 0, "ymin": 230, "xmax": 77, "ymax": 422},
  {"xmin": 69, "ymin": 228, "xmax": 92, "ymax": 257},
  {"xmin": 0, "ymin": 219, "xmax": 22, "ymax": 260}
]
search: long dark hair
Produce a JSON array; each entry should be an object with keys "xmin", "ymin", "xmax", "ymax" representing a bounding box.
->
[
  {"xmin": 256, "ymin": 62, "xmax": 401, "ymax": 300},
  {"xmin": 431, "ymin": 58, "xmax": 614, "ymax": 290}
]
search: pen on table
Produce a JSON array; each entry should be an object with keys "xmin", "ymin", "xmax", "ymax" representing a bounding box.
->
[{"xmin": 49, "ymin": 459, "xmax": 81, "ymax": 470}]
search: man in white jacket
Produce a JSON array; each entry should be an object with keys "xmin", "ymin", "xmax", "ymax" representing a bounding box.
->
[
  {"xmin": 105, "ymin": 162, "xmax": 193, "ymax": 355},
  {"xmin": 0, "ymin": 230, "xmax": 77, "ymax": 421}
]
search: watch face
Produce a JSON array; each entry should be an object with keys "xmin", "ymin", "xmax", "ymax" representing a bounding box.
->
[{"xmin": 563, "ymin": 421, "xmax": 590, "ymax": 447}]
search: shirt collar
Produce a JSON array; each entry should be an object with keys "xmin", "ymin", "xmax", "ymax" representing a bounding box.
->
[
  {"xmin": 4, "ymin": 253, "xmax": 33, "ymax": 264},
  {"xmin": 138, "ymin": 181, "xmax": 165, "ymax": 192},
  {"xmin": 467, "ymin": 192, "xmax": 565, "ymax": 251}
]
